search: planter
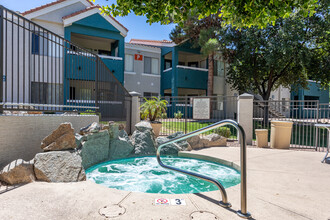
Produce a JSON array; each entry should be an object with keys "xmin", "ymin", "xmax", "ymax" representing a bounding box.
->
[
  {"xmin": 255, "ymin": 129, "xmax": 268, "ymax": 148},
  {"xmin": 150, "ymin": 122, "xmax": 162, "ymax": 137},
  {"xmin": 270, "ymin": 121, "xmax": 293, "ymax": 149}
]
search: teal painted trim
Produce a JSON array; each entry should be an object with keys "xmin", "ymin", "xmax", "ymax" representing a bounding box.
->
[
  {"xmin": 64, "ymin": 23, "xmax": 124, "ymax": 84},
  {"xmin": 177, "ymin": 68, "xmax": 208, "ymax": 90},
  {"xmin": 73, "ymin": 13, "xmax": 120, "ymax": 33},
  {"xmin": 172, "ymin": 47, "xmax": 178, "ymax": 96},
  {"xmin": 291, "ymin": 81, "xmax": 329, "ymax": 103},
  {"xmin": 101, "ymin": 58, "xmax": 124, "ymax": 83}
]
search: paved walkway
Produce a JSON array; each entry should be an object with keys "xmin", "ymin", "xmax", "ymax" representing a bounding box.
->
[{"xmin": 0, "ymin": 147, "xmax": 329, "ymax": 220}]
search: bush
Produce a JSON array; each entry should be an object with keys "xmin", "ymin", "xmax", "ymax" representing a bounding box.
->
[
  {"xmin": 174, "ymin": 111, "xmax": 183, "ymax": 119},
  {"xmin": 214, "ymin": 127, "xmax": 231, "ymax": 138},
  {"xmin": 161, "ymin": 112, "xmax": 167, "ymax": 119}
]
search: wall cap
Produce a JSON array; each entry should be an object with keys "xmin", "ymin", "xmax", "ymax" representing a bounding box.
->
[
  {"xmin": 129, "ymin": 91, "xmax": 141, "ymax": 97},
  {"xmin": 238, "ymin": 93, "xmax": 254, "ymax": 100}
]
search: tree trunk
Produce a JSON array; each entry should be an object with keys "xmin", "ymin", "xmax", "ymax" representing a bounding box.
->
[
  {"xmin": 207, "ymin": 53, "xmax": 214, "ymax": 96},
  {"xmin": 262, "ymin": 93, "xmax": 271, "ymax": 126}
]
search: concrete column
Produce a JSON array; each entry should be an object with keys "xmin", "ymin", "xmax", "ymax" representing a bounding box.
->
[
  {"xmin": 129, "ymin": 91, "xmax": 141, "ymax": 133},
  {"xmin": 238, "ymin": 93, "xmax": 254, "ymax": 145}
]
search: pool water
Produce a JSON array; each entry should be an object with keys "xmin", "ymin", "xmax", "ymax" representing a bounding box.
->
[{"xmin": 86, "ymin": 156, "xmax": 241, "ymax": 194}]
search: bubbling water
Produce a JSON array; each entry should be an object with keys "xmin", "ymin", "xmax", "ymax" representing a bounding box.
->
[{"xmin": 86, "ymin": 157, "xmax": 240, "ymax": 194}]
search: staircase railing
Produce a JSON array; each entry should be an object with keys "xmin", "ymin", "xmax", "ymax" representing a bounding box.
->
[{"xmin": 157, "ymin": 119, "xmax": 252, "ymax": 219}]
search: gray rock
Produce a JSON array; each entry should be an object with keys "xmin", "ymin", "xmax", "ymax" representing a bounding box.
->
[
  {"xmin": 75, "ymin": 133, "xmax": 86, "ymax": 148},
  {"xmin": 109, "ymin": 123, "xmax": 120, "ymax": 139},
  {"xmin": 0, "ymin": 159, "xmax": 35, "ymax": 185},
  {"xmin": 109, "ymin": 137, "xmax": 134, "ymax": 160},
  {"xmin": 80, "ymin": 122, "xmax": 100, "ymax": 135},
  {"xmin": 41, "ymin": 123, "xmax": 77, "ymax": 151},
  {"xmin": 156, "ymin": 132, "xmax": 191, "ymax": 155},
  {"xmin": 80, "ymin": 130, "xmax": 110, "ymax": 169},
  {"xmin": 156, "ymin": 137, "xmax": 179, "ymax": 155},
  {"xmin": 131, "ymin": 129, "xmax": 156, "ymax": 155},
  {"xmin": 135, "ymin": 121, "xmax": 153, "ymax": 132},
  {"xmin": 34, "ymin": 151, "xmax": 85, "ymax": 182},
  {"xmin": 201, "ymin": 133, "xmax": 227, "ymax": 147},
  {"xmin": 187, "ymin": 135, "xmax": 204, "ymax": 149}
]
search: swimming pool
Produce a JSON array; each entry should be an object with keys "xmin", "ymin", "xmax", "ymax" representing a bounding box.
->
[{"xmin": 86, "ymin": 156, "xmax": 240, "ymax": 194}]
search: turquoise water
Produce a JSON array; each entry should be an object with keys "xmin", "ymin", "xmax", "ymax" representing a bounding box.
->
[{"xmin": 86, "ymin": 156, "xmax": 241, "ymax": 194}]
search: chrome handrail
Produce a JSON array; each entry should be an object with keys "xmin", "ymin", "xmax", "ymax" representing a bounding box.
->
[{"xmin": 156, "ymin": 119, "xmax": 251, "ymax": 219}]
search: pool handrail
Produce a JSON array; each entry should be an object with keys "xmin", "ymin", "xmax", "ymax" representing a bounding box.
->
[{"xmin": 156, "ymin": 119, "xmax": 251, "ymax": 219}]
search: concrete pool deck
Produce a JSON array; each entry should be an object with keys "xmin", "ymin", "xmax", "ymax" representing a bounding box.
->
[{"xmin": 1, "ymin": 147, "xmax": 329, "ymax": 220}]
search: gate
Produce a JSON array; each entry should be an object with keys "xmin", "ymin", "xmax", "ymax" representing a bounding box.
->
[
  {"xmin": 140, "ymin": 96, "xmax": 238, "ymax": 140},
  {"xmin": 253, "ymin": 100, "xmax": 329, "ymax": 150}
]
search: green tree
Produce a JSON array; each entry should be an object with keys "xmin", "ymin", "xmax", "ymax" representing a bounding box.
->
[
  {"xmin": 94, "ymin": 0, "xmax": 318, "ymax": 29},
  {"xmin": 219, "ymin": 2, "xmax": 329, "ymax": 100}
]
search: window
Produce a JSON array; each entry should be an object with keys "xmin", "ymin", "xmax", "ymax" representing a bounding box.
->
[
  {"xmin": 125, "ymin": 54, "xmax": 134, "ymax": 72},
  {"xmin": 200, "ymin": 60, "xmax": 207, "ymax": 69},
  {"xmin": 144, "ymin": 92, "xmax": 159, "ymax": 97},
  {"xmin": 144, "ymin": 57, "xmax": 159, "ymax": 74},
  {"xmin": 304, "ymin": 96, "xmax": 319, "ymax": 108},
  {"xmin": 31, "ymin": 82, "xmax": 63, "ymax": 104},
  {"xmin": 32, "ymin": 32, "xmax": 48, "ymax": 56},
  {"xmin": 164, "ymin": 59, "xmax": 172, "ymax": 69},
  {"xmin": 188, "ymin": 62, "xmax": 198, "ymax": 67},
  {"xmin": 215, "ymin": 61, "xmax": 225, "ymax": 77},
  {"xmin": 178, "ymin": 61, "xmax": 185, "ymax": 66}
]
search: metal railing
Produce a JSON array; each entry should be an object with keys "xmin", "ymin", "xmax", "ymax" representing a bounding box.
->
[
  {"xmin": 253, "ymin": 100, "xmax": 329, "ymax": 150},
  {"xmin": 0, "ymin": 6, "xmax": 132, "ymax": 128},
  {"xmin": 140, "ymin": 95, "xmax": 238, "ymax": 138},
  {"xmin": 157, "ymin": 119, "xmax": 251, "ymax": 219}
]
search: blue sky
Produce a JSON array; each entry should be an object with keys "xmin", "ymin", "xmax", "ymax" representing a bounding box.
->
[{"xmin": 0, "ymin": 0, "xmax": 175, "ymax": 42}]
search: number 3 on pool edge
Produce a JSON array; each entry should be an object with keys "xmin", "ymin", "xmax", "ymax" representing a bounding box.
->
[{"xmin": 175, "ymin": 199, "xmax": 181, "ymax": 205}]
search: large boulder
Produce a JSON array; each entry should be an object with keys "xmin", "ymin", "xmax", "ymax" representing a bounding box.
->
[
  {"xmin": 201, "ymin": 133, "xmax": 227, "ymax": 147},
  {"xmin": 80, "ymin": 122, "xmax": 100, "ymax": 135},
  {"xmin": 41, "ymin": 123, "xmax": 77, "ymax": 151},
  {"xmin": 109, "ymin": 125, "xmax": 134, "ymax": 160},
  {"xmin": 135, "ymin": 121, "xmax": 153, "ymax": 132},
  {"xmin": 156, "ymin": 132, "xmax": 191, "ymax": 155},
  {"xmin": 0, "ymin": 159, "xmax": 35, "ymax": 185},
  {"xmin": 80, "ymin": 130, "xmax": 110, "ymax": 169},
  {"xmin": 131, "ymin": 122, "xmax": 157, "ymax": 155},
  {"xmin": 187, "ymin": 135, "xmax": 204, "ymax": 149},
  {"xmin": 34, "ymin": 151, "xmax": 85, "ymax": 182}
]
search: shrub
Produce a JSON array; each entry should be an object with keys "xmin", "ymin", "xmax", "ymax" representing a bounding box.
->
[
  {"xmin": 214, "ymin": 127, "xmax": 231, "ymax": 138},
  {"xmin": 140, "ymin": 96, "xmax": 168, "ymax": 121},
  {"xmin": 174, "ymin": 111, "xmax": 183, "ymax": 119},
  {"xmin": 161, "ymin": 112, "xmax": 167, "ymax": 119}
]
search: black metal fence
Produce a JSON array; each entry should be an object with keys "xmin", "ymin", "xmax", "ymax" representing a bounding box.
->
[
  {"xmin": 0, "ymin": 6, "xmax": 131, "ymax": 130},
  {"xmin": 140, "ymin": 96, "xmax": 238, "ymax": 140},
  {"xmin": 253, "ymin": 100, "xmax": 329, "ymax": 150}
]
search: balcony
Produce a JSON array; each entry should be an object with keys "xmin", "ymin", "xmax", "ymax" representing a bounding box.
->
[{"xmin": 176, "ymin": 65, "xmax": 208, "ymax": 90}]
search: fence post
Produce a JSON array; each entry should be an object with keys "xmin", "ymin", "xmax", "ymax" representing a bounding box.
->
[
  {"xmin": 238, "ymin": 93, "xmax": 254, "ymax": 145},
  {"xmin": 184, "ymin": 96, "xmax": 187, "ymax": 134},
  {"xmin": 129, "ymin": 91, "xmax": 141, "ymax": 133},
  {"xmin": 315, "ymin": 100, "xmax": 319, "ymax": 151},
  {"xmin": 0, "ymin": 7, "xmax": 3, "ymax": 114},
  {"xmin": 95, "ymin": 58, "xmax": 99, "ymax": 113}
]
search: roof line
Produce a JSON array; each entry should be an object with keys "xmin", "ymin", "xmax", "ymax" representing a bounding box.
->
[
  {"xmin": 21, "ymin": 0, "xmax": 93, "ymax": 16},
  {"xmin": 62, "ymin": 5, "xmax": 128, "ymax": 32}
]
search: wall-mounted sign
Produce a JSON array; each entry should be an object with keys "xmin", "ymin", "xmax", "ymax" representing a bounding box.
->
[
  {"xmin": 135, "ymin": 54, "xmax": 143, "ymax": 61},
  {"xmin": 193, "ymin": 98, "xmax": 210, "ymax": 119}
]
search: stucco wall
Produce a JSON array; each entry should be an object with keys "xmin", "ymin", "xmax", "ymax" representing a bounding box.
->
[
  {"xmin": 124, "ymin": 46, "xmax": 161, "ymax": 95},
  {"xmin": 0, "ymin": 115, "xmax": 99, "ymax": 168}
]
